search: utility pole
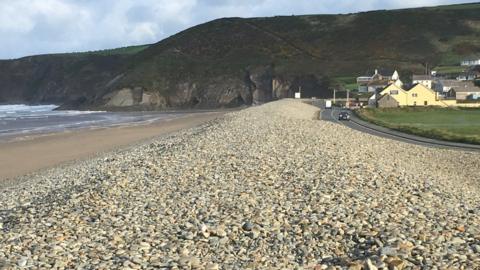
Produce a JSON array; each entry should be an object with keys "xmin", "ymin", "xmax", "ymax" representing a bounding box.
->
[
  {"xmin": 333, "ymin": 89, "xmax": 336, "ymax": 105},
  {"xmin": 346, "ymin": 89, "xmax": 350, "ymax": 108}
]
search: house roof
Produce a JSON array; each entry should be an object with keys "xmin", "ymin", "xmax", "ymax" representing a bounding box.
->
[
  {"xmin": 440, "ymin": 80, "xmax": 464, "ymax": 88},
  {"xmin": 412, "ymin": 75, "xmax": 433, "ymax": 81},
  {"xmin": 392, "ymin": 70, "xmax": 400, "ymax": 81},
  {"xmin": 358, "ymin": 79, "xmax": 390, "ymax": 86},
  {"xmin": 407, "ymin": 83, "xmax": 437, "ymax": 94},
  {"xmin": 382, "ymin": 83, "xmax": 404, "ymax": 91},
  {"xmin": 367, "ymin": 79, "xmax": 390, "ymax": 86},
  {"xmin": 451, "ymin": 83, "xmax": 480, "ymax": 93},
  {"xmin": 358, "ymin": 69, "xmax": 394, "ymax": 80},
  {"xmin": 441, "ymin": 80, "xmax": 480, "ymax": 92}
]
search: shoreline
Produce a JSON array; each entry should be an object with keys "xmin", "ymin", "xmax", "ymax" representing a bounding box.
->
[{"xmin": 0, "ymin": 111, "xmax": 225, "ymax": 182}]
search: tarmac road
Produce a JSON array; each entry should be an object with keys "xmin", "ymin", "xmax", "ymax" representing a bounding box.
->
[{"xmin": 311, "ymin": 99, "xmax": 480, "ymax": 152}]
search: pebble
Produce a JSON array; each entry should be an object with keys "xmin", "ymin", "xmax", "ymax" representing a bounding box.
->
[
  {"xmin": 450, "ymin": 237, "xmax": 466, "ymax": 245},
  {"xmin": 16, "ymin": 257, "xmax": 27, "ymax": 267},
  {"xmin": 0, "ymin": 100, "xmax": 479, "ymax": 269},
  {"xmin": 242, "ymin": 221, "xmax": 253, "ymax": 231},
  {"xmin": 364, "ymin": 259, "xmax": 377, "ymax": 270},
  {"xmin": 387, "ymin": 258, "xmax": 405, "ymax": 270},
  {"xmin": 205, "ymin": 263, "xmax": 219, "ymax": 270}
]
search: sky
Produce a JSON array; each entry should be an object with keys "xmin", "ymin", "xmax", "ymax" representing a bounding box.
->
[{"xmin": 0, "ymin": 0, "xmax": 477, "ymax": 59}]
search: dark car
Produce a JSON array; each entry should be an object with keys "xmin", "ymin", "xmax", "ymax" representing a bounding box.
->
[{"xmin": 338, "ymin": 111, "xmax": 350, "ymax": 121}]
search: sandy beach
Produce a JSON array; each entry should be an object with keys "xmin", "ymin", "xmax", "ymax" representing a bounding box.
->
[
  {"xmin": 1, "ymin": 100, "xmax": 479, "ymax": 269},
  {"xmin": 0, "ymin": 111, "xmax": 224, "ymax": 182}
]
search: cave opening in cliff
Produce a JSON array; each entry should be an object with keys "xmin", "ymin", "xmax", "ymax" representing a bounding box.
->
[
  {"xmin": 226, "ymin": 94, "xmax": 246, "ymax": 107},
  {"xmin": 191, "ymin": 96, "xmax": 200, "ymax": 106}
]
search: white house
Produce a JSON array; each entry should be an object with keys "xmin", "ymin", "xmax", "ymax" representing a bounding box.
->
[
  {"xmin": 392, "ymin": 70, "xmax": 400, "ymax": 81},
  {"xmin": 412, "ymin": 75, "xmax": 434, "ymax": 89},
  {"xmin": 368, "ymin": 93, "xmax": 378, "ymax": 107},
  {"xmin": 456, "ymin": 73, "xmax": 477, "ymax": 81},
  {"xmin": 461, "ymin": 59, "xmax": 480, "ymax": 66},
  {"xmin": 393, "ymin": 79, "xmax": 403, "ymax": 88},
  {"xmin": 357, "ymin": 70, "xmax": 400, "ymax": 93}
]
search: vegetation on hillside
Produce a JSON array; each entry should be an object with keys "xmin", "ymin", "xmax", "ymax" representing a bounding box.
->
[{"xmin": 43, "ymin": 45, "xmax": 152, "ymax": 57}]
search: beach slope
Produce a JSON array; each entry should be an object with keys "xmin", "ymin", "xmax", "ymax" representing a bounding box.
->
[{"xmin": 0, "ymin": 99, "xmax": 479, "ymax": 269}]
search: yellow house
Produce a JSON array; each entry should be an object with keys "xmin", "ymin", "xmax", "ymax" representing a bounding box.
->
[
  {"xmin": 406, "ymin": 84, "xmax": 458, "ymax": 107},
  {"xmin": 376, "ymin": 83, "xmax": 457, "ymax": 107},
  {"xmin": 407, "ymin": 84, "xmax": 439, "ymax": 106},
  {"xmin": 378, "ymin": 84, "xmax": 408, "ymax": 106}
]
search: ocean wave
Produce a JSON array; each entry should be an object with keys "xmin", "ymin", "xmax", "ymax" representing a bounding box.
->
[
  {"xmin": 0, "ymin": 104, "xmax": 106, "ymax": 120},
  {"xmin": 0, "ymin": 104, "xmax": 59, "ymax": 113}
]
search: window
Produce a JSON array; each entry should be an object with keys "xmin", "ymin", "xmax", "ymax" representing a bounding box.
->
[
  {"xmin": 390, "ymin": 90, "xmax": 398, "ymax": 95},
  {"xmin": 424, "ymin": 101, "xmax": 428, "ymax": 106},
  {"xmin": 413, "ymin": 101, "xmax": 417, "ymax": 106},
  {"xmin": 412, "ymin": 93, "xmax": 418, "ymax": 97}
]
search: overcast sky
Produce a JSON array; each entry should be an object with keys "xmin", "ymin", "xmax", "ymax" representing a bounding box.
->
[{"xmin": 0, "ymin": 0, "xmax": 477, "ymax": 59}]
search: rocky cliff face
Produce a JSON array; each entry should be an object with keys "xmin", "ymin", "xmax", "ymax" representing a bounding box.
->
[
  {"xmin": 0, "ymin": 51, "xmax": 331, "ymax": 110},
  {"xmin": 91, "ymin": 67, "xmax": 328, "ymax": 110},
  {"xmin": 0, "ymin": 54, "xmax": 126, "ymax": 107}
]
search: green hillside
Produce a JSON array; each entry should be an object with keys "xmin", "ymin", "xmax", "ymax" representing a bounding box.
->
[
  {"xmin": 1, "ymin": 3, "xmax": 480, "ymax": 109},
  {"xmin": 57, "ymin": 44, "xmax": 152, "ymax": 57}
]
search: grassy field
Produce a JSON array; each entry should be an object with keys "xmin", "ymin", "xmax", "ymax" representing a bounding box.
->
[
  {"xmin": 356, "ymin": 107, "xmax": 480, "ymax": 144},
  {"xmin": 334, "ymin": 76, "xmax": 358, "ymax": 91},
  {"xmin": 433, "ymin": 65, "xmax": 466, "ymax": 74}
]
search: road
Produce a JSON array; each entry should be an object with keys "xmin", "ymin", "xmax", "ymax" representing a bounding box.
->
[{"xmin": 311, "ymin": 99, "xmax": 480, "ymax": 152}]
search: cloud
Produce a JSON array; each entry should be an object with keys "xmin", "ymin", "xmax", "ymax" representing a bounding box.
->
[{"xmin": 0, "ymin": 0, "xmax": 476, "ymax": 59}]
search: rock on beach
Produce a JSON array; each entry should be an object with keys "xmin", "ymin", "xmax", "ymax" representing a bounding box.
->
[{"xmin": 0, "ymin": 99, "xmax": 479, "ymax": 269}]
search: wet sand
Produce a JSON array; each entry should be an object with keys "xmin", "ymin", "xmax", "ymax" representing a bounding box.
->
[{"xmin": 0, "ymin": 111, "xmax": 224, "ymax": 181}]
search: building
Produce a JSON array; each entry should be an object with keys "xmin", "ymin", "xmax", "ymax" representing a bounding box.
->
[
  {"xmin": 357, "ymin": 69, "xmax": 399, "ymax": 93},
  {"xmin": 377, "ymin": 84, "xmax": 408, "ymax": 106},
  {"xmin": 377, "ymin": 93, "xmax": 400, "ymax": 108},
  {"xmin": 392, "ymin": 70, "xmax": 400, "ymax": 81},
  {"xmin": 373, "ymin": 83, "xmax": 457, "ymax": 108},
  {"xmin": 368, "ymin": 93, "xmax": 377, "ymax": 107},
  {"xmin": 456, "ymin": 73, "xmax": 477, "ymax": 81},
  {"xmin": 412, "ymin": 75, "xmax": 434, "ymax": 89},
  {"xmin": 440, "ymin": 80, "xmax": 461, "ymax": 92},
  {"xmin": 407, "ymin": 84, "xmax": 441, "ymax": 106},
  {"xmin": 461, "ymin": 59, "xmax": 480, "ymax": 66},
  {"xmin": 448, "ymin": 82, "xmax": 480, "ymax": 100},
  {"xmin": 439, "ymin": 80, "xmax": 474, "ymax": 97},
  {"xmin": 393, "ymin": 78, "xmax": 404, "ymax": 88}
]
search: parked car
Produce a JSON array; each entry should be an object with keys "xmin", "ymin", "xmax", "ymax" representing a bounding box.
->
[{"xmin": 338, "ymin": 111, "xmax": 350, "ymax": 121}]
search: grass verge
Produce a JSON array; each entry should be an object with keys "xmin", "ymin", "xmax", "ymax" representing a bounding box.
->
[{"xmin": 356, "ymin": 107, "xmax": 480, "ymax": 145}]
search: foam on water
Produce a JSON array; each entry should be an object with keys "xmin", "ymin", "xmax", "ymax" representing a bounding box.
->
[
  {"xmin": 0, "ymin": 104, "xmax": 58, "ymax": 114},
  {"xmin": 0, "ymin": 104, "xmax": 185, "ymax": 140}
]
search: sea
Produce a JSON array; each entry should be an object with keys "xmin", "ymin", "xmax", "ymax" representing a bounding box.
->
[{"xmin": 0, "ymin": 104, "xmax": 186, "ymax": 141}]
